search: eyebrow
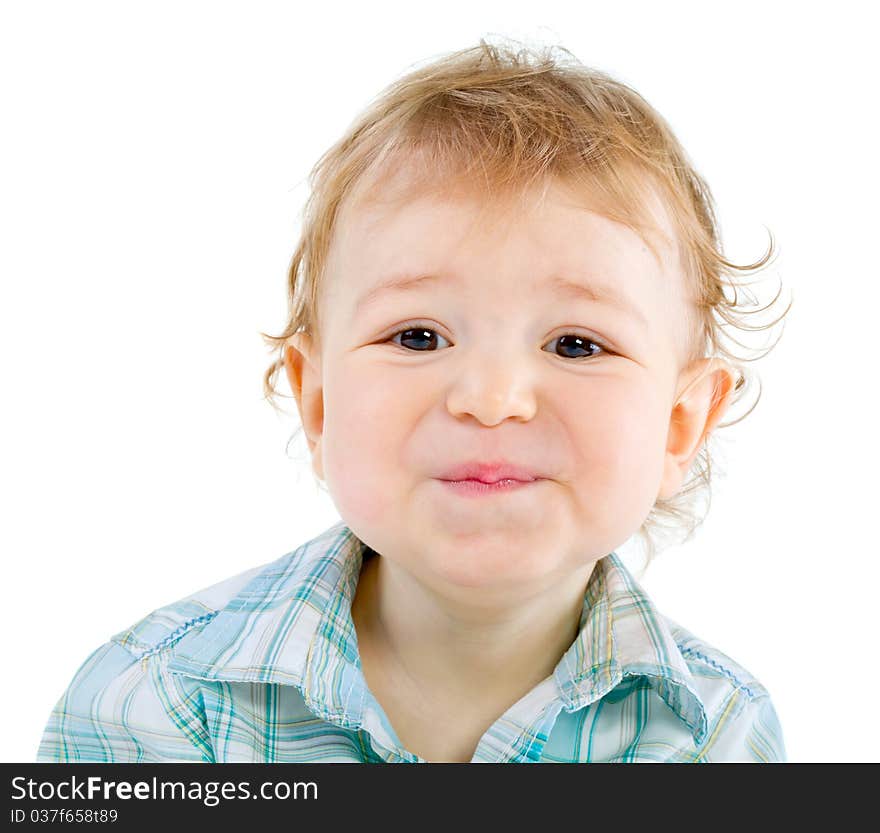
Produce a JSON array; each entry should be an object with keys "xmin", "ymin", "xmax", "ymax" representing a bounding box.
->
[{"xmin": 353, "ymin": 271, "xmax": 648, "ymax": 326}]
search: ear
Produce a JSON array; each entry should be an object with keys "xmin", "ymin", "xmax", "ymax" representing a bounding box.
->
[
  {"xmin": 658, "ymin": 358, "xmax": 738, "ymax": 501},
  {"xmin": 283, "ymin": 332, "xmax": 325, "ymax": 481}
]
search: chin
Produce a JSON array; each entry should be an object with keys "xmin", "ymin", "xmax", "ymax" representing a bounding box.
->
[{"xmin": 421, "ymin": 544, "xmax": 554, "ymax": 593}]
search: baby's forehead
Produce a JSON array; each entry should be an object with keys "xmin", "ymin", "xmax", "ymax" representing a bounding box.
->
[
  {"xmin": 333, "ymin": 191, "xmax": 684, "ymax": 335},
  {"xmin": 334, "ymin": 171, "xmax": 683, "ymax": 292},
  {"xmin": 342, "ymin": 156, "xmax": 679, "ymax": 255}
]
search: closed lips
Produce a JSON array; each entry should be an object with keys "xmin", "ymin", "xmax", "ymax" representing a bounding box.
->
[{"xmin": 437, "ymin": 462, "xmax": 543, "ymax": 483}]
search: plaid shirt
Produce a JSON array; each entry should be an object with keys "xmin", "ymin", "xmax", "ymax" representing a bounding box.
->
[{"xmin": 38, "ymin": 520, "xmax": 785, "ymax": 763}]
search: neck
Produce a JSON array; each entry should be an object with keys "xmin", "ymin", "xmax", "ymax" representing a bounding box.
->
[{"xmin": 351, "ymin": 550, "xmax": 596, "ymax": 708}]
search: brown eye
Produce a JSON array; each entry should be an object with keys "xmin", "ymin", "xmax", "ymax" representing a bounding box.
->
[
  {"xmin": 544, "ymin": 334, "xmax": 605, "ymax": 360},
  {"xmin": 388, "ymin": 327, "xmax": 449, "ymax": 351}
]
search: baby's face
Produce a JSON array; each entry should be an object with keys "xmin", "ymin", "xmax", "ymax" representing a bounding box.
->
[{"xmin": 288, "ymin": 174, "xmax": 703, "ymax": 599}]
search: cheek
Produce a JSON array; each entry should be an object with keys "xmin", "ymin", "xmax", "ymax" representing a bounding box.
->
[
  {"xmin": 319, "ymin": 363, "xmax": 410, "ymax": 528},
  {"xmin": 603, "ymin": 408, "xmax": 666, "ymax": 479},
  {"xmin": 568, "ymin": 382, "xmax": 670, "ymax": 513}
]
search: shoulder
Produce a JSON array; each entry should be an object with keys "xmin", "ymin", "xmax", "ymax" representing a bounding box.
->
[
  {"xmin": 38, "ymin": 523, "xmax": 351, "ymax": 762},
  {"xmin": 665, "ymin": 616, "xmax": 771, "ymax": 703},
  {"xmin": 108, "ymin": 518, "xmax": 353, "ymax": 664},
  {"xmin": 663, "ymin": 617, "xmax": 786, "ymax": 762},
  {"xmin": 36, "ymin": 559, "xmax": 280, "ymax": 762},
  {"xmin": 108, "ymin": 558, "xmax": 275, "ymax": 660}
]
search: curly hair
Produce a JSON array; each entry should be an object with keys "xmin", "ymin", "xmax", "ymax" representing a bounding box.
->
[{"xmin": 259, "ymin": 36, "xmax": 791, "ymax": 573}]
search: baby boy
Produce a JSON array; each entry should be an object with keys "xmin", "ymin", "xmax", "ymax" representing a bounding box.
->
[{"xmin": 38, "ymin": 39, "xmax": 787, "ymax": 763}]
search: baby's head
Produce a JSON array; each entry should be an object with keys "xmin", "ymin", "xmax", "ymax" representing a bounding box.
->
[{"xmin": 262, "ymin": 39, "xmax": 789, "ymax": 583}]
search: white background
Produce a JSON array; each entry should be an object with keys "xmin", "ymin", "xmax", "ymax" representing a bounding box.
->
[{"xmin": 2, "ymin": 0, "xmax": 877, "ymax": 763}]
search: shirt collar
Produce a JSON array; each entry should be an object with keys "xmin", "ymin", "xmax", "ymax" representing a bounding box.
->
[
  {"xmin": 553, "ymin": 550, "xmax": 709, "ymax": 744},
  {"xmin": 168, "ymin": 520, "xmax": 708, "ymax": 745}
]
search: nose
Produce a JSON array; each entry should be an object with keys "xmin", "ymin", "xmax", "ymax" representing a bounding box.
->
[{"xmin": 445, "ymin": 347, "xmax": 539, "ymax": 426}]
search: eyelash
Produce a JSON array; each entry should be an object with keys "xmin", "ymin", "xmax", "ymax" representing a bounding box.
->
[{"xmin": 383, "ymin": 323, "xmax": 611, "ymax": 361}]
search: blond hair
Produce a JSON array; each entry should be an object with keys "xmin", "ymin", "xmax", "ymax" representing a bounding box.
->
[{"xmin": 260, "ymin": 37, "xmax": 791, "ymax": 570}]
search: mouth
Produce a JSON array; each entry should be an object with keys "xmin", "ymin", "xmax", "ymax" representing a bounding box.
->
[
  {"xmin": 437, "ymin": 477, "xmax": 543, "ymax": 497},
  {"xmin": 437, "ymin": 461, "xmax": 544, "ymax": 483}
]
